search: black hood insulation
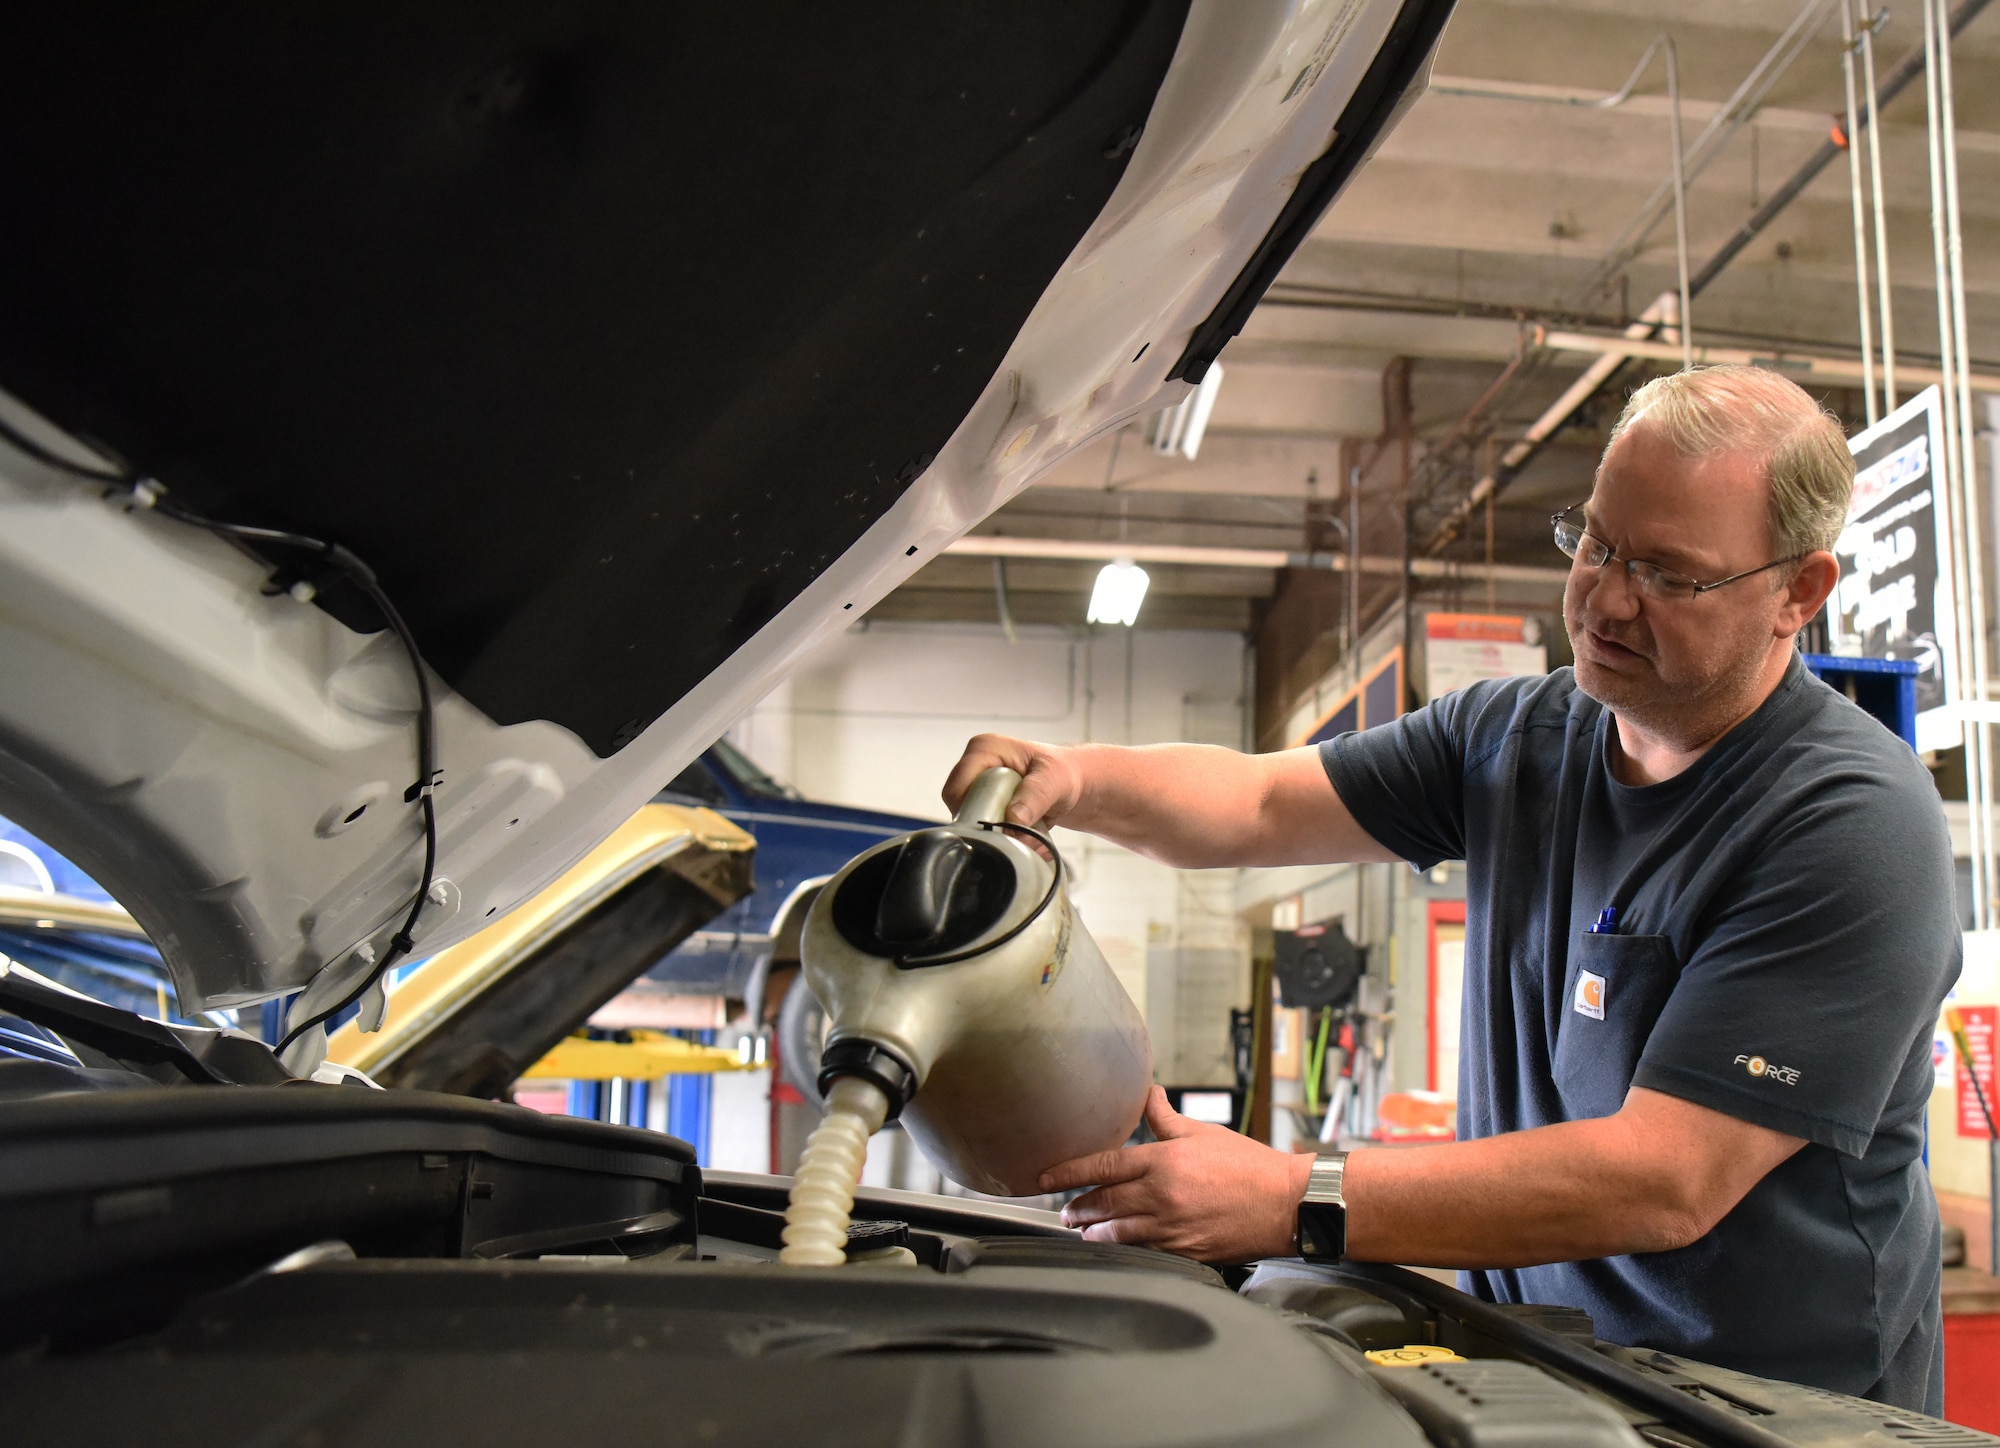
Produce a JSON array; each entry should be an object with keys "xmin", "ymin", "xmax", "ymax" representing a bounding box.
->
[{"xmin": 0, "ymin": 2, "xmax": 1188, "ymax": 754}]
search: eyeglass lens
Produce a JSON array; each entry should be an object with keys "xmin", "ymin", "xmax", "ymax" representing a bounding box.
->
[{"xmin": 1553, "ymin": 514, "xmax": 1696, "ymax": 599}]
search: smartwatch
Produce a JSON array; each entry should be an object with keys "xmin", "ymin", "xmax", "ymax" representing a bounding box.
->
[{"xmin": 1296, "ymin": 1150, "xmax": 1349, "ymax": 1261}]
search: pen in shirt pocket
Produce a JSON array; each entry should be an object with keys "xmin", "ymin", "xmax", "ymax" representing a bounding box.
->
[{"xmin": 1587, "ymin": 907, "xmax": 1619, "ymax": 935}]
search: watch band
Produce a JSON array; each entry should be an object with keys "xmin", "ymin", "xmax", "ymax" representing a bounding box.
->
[{"xmin": 1296, "ymin": 1149, "xmax": 1349, "ymax": 1261}]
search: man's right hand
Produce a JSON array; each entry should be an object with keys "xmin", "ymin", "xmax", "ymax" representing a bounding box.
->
[{"xmin": 941, "ymin": 733, "xmax": 1083, "ymax": 828}]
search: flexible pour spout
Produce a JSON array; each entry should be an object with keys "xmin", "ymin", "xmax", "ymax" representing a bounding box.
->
[{"xmin": 778, "ymin": 1074, "xmax": 891, "ymax": 1266}]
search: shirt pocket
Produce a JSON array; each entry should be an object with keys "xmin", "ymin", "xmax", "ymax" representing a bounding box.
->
[{"xmin": 1552, "ymin": 932, "xmax": 1681, "ymax": 1121}]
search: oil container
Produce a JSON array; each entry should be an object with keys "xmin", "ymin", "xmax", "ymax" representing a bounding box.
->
[{"xmin": 798, "ymin": 767, "xmax": 1152, "ymax": 1196}]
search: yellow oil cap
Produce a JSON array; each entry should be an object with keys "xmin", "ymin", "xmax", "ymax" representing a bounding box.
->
[{"xmin": 1365, "ymin": 1345, "xmax": 1467, "ymax": 1367}]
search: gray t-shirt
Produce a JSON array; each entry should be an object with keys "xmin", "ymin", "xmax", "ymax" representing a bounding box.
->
[{"xmin": 1321, "ymin": 655, "xmax": 1959, "ymax": 1414}]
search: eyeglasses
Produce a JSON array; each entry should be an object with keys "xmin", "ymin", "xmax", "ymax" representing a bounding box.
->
[{"xmin": 1551, "ymin": 505, "xmax": 1800, "ymax": 602}]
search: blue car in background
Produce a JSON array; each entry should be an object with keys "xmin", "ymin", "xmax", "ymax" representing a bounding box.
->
[
  {"xmin": 0, "ymin": 818, "xmax": 242, "ymax": 1073},
  {"xmin": 653, "ymin": 740, "xmax": 932, "ymax": 1098},
  {"xmin": 0, "ymin": 746, "xmax": 930, "ymax": 1096}
]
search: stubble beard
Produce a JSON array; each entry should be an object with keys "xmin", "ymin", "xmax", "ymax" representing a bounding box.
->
[{"xmin": 1566, "ymin": 604, "xmax": 1773, "ymax": 754}]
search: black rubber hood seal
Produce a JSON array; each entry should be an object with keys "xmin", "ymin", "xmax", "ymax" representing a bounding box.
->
[{"xmin": 1167, "ymin": 0, "xmax": 1458, "ymax": 385}]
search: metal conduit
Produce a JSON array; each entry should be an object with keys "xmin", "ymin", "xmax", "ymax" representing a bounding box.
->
[
  {"xmin": 1860, "ymin": 1, "xmax": 1899, "ymax": 408},
  {"xmin": 1584, "ymin": 0, "xmax": 1837, "ymax": 303},
  {"xmin": 1841, "ymin": 0, "xmax": 1881, "ymax": 424},
  {"xmin": 1425, "ymin": 0, "xmax": 1995, "ymax": 558},
  {"xmin": 1691, "ymin": 0, "xmax": 1994, "ymax": 294},
  {"xmin": 1433, "ymin": 36, "xmax": 1695, "ymax": 368},
  {"xmin": 1533, "ymin": 328, "xmax": 2000, "ymax": 394},
  {"xmin": 1922, "ymin": 0, "xmax": 1995, "ymax": 928},
  {"xmin": 1938, "ymin": 2, "xmax": 1990, "ymax": 928},
  {"xmin": 943, "ymin": 534, "xmax": 1571, "ymax": 586}
]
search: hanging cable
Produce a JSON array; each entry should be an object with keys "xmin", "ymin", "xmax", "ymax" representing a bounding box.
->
[
  {"xmin": 1932, "ymin": 0, "xmax": 1995, "ymax": 928},
  {"xmin": 1857, "ymin": 1, "xmax": 1898, "ymax": 410},
  {"xmin": 1924, "ymin": 0, "xmax": 1990, "ymax": 931},
  {"xmin": 1840, "ymin": 0, "xmax": 1880, "ymax": 424},
  {"xmin": 0, "ymin": 413, "xmax": 130, "ymax": 483},
  {"xmin": 0, "ymin": 412, "xmax": 439, "ymax": 1054},
  {"xmin": 1662, "ymin": 37, "xmax": 1693, "ymax": 370}
]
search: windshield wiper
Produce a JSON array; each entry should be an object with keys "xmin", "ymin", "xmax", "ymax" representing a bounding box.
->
[{"xmin": 0, "ymin": 958, "xmax": 293, "ymax": 1086}]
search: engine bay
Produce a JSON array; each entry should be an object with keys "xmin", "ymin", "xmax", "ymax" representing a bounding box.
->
[{"xmin": 1, "ymin": 1085, "xmax": 1983, "ymax": 1448}]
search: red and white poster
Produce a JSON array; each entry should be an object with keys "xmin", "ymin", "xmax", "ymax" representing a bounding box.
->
[
  {"xmin": 1424, "ymin": 613, "xmax": 1547, "ymax": 701},
  {"xmin": 1955, "ymin": 1004, "xmax": 1999, "ymax": 1139}
]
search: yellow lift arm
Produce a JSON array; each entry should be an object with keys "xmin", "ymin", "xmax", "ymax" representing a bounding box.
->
[{"xmin": 524, "ymin": 1028, "xmax": 758, "ymax": 1080}]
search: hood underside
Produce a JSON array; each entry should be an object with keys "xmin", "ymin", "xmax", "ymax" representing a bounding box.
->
[
  {"xmin": 0, "ymin": 2, "xmax": 1189, "ymax": 757},
  {"xmin": 0, "ymin": 0, "xmax": 1451, "ymax": 1007}
]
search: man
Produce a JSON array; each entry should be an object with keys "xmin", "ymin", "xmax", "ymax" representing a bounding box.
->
[{"xmin": 941, "ymin": 366, "xmax": 1959, "ymax": 1412}]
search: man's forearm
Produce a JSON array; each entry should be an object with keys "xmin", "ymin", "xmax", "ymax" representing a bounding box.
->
[
  {"xmin": 1050, "ymin": 1087, "xmax": 1800, "ymax": 1268},
  {"xmin": 945, "ymin": 732, "xmax": 1396, "ymax": 868},
  {"xmin": 1342, "ymin": 1115, "xmax": 1710, "ymax": 1268},
  {"xmin": 1060, "ymin": 743, "xmax": 1278, "ymax": 867},
  {"xmin": 1055, "ymin": 742, "xmax": 1397, "ymax": 869}
]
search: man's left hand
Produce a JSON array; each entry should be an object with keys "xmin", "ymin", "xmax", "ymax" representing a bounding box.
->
[{"xmin": 1038, "ymin": 1086, "xmax": 1312, "ymax": 1262}]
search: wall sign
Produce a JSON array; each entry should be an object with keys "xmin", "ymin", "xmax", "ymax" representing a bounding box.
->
[
  {"xmin": 1829, "ymin": 387, "xmax": 1960, "ymax": 753},
  {"xmin": 1954, "ymin": 1004, "xmax": 1998, "ymax": 1140},
  {"xmin": 1424, "ymin": 613, "xmax": 1546, "ymax": 701}
]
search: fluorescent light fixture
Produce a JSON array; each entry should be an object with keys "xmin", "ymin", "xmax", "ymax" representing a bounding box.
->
[
  {"xmin": 1087, "ymin": 558, "xmax": 1150, "ymax": 626},
  {"xmin": 1144, "ymin": 363, "xmax": 1225, "ymax": 461}
]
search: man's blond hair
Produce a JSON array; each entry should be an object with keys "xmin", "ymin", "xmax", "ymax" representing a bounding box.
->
[{"xmin": 1604, "ymin": 365, "xmax": 1853, "ymax": 557}]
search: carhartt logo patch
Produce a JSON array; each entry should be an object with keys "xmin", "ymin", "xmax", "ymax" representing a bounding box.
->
[{"xmin": 1574, "ymin": 970, "xmax": 1606, "ymax": 1020}]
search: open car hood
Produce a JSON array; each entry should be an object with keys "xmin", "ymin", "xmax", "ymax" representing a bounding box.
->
[{"xmin": 0, "ymin": 0, "xmax": 1452, "ymax": 1008}]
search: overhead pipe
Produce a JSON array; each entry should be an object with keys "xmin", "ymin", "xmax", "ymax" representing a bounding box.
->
[
  {"xmin": 1431, "ymin": 1, "xmax": 1830, "ymax": 308},
  {"xmin": 1426, "ymin": 0, "xmax": 1994, "ymax": 558},
  {"xmin": 1421, "ymin": 292, "xmax": 1679, "ymax": 555},
  {"xmin": 1665, "ymin": 39, "xmax": 1695, "ymax": 371},
  {"xmin": 943, "ymin": 534, "xmax": 1572, "ymax": 586},
  {"xmin": 1258, "ymin": 285, "xmax": 1950, "ymax": 378},
  {"xmin": 1859, "ymin": 1, "xmax": 1899, "ymax": 408},
  {"xmin": 1534, "ymin": 327, "xmax": 2000, "ymax": 395},
  {"xmin": 1924, "ymin": 0, "xmax": 1995, "ymax": 927},
  {"xmin": 1840, "ymin": 0, "xmax": 1881, "ymax": 424},
  {"xmin": 1582, "ymin": 1, "xmax": 1836, "ymax": 304},
  {"xmin": 1428, "ymin": 40, "xmax": 1674, "ymax": 109},
  {"xmin": 1924, "ymin": 0, "xmax": 1982, "ymax": 928},
  {"xmin": 1690, "ymin": 0, "xmax": 1994, "ymax": 295},
  {"xmin": 1433, "ymin": 37, "xmax": 1695, "ymax": 366},
  {"xmin": 1937, "ymin": 0, "xmax": 1986, "ymax": 763}
]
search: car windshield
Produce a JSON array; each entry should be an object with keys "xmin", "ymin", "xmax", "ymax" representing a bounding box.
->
[
  {"xmin": 0, "ymin": 815, "xmax": 239, "ymax": 1032},
  {"xmin": 709, "ymin": 738, "xmax": 801, "ymax": 801}
]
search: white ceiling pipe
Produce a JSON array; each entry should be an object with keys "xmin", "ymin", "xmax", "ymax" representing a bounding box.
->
[
  {"xmin": 1426, "ymin": 285, "xmax": 2000, "ymax": 555},
  {"xmin": 944, "ymin": 534, "xmax": 1572, "ymax": 586},
  {"xmin": 1453, "ymin": 292, "xmax": 1683, "ymax": 519},
  {"xmin": 1538, "ymin": 327, "xmax": 2000, "ymax": 395}
]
